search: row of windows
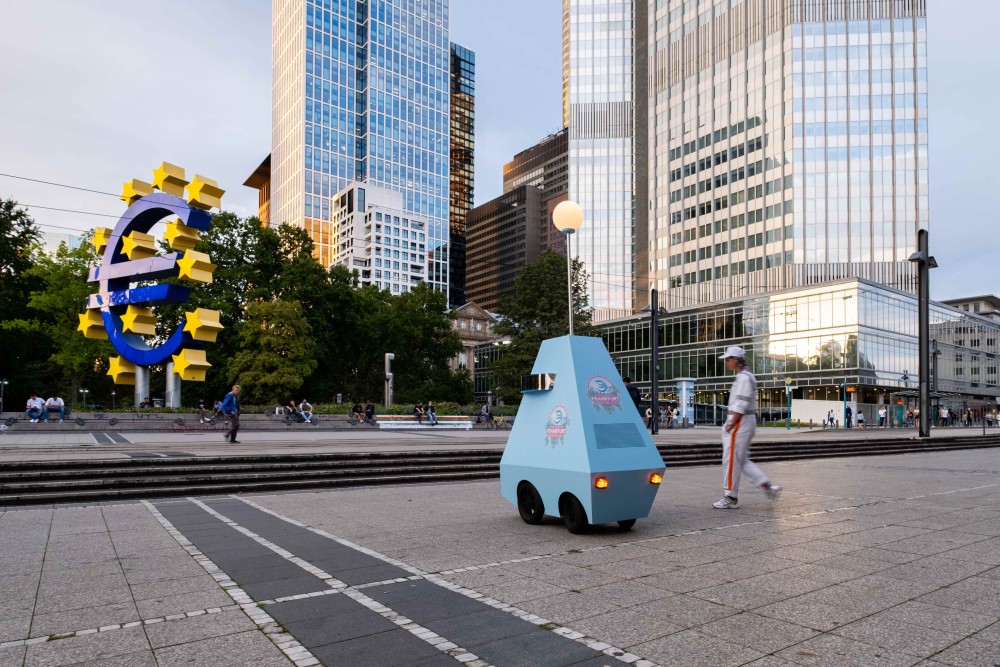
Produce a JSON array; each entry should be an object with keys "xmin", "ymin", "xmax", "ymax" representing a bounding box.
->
[
  {"xmin": 669, "ymin": 173, "xmax": 791, "ymax": 208},
  {"xmin": 668, "ymin": 116, "xmax": 762, "ymax": 161},
  {"xmin": 669, "ymin": 252, "xmax": 795, "ymax": 288}
]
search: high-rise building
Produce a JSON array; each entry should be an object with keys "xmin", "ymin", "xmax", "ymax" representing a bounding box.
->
[
  {"xmin": 270, "ymin": 0, "xmax": 453, "ymax": 295},
  {"xmin": 564, "ymin": 0, "xmax": 647, "ymax": 322},
  {"xmin": 243, "ymin": 155, "xmax": 272, "ymax": 225},
  {"xmin": 465, "ymin": 186, "xmax": 544, "ymax": 311},
  {"xmin": 503, "ymin": 128, "xmax": 570, "ymax": 255},
  {"xmin": 565, "ymin": 1, "xmax": 927, "ymax": 318},
  {"xmin": 449, "ymin": 43, "xmax": 475, "ymax": 307}
]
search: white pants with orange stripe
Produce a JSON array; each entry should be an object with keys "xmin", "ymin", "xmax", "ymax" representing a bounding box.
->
[{"xmin": 721, "ymin": 414, "xmax": 768, "ymax": 497}]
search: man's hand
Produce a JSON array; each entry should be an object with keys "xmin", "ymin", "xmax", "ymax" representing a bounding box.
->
[{"xmin": 725, "ymin": 412, "xmax": 743, "ymax": 434}]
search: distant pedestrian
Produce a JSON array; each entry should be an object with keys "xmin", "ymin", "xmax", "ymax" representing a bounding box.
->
[
  {"xmin": 426, "ymin": 401, "xmax": 438, "ymax": 425},
  {"xmin": 714, "ymin": 347, "xmax": 781, "ymax": 509},
  {"xmin": 413, "ymin": 401, "xmax": 426, "ymax": 425},
  {"xmin": 846, "ymin": 405, "xmax": 853, "ymax": 428},
  {"xmin": 624, "ymin": 377, "xmax": 641, "ymax": 414},
  {"xmin": 25, "ymin": 394, "xmax": 44, "ymax": 423},
  {"xmin": 857, "ymin": 410, "xmax": 865, "ymax": 428},
  {"xmin": 645, "ymin": 406, "xmax": 654, "ymax": 431},
  {"xmin": 299, "ymin": 399, "xmax": 313, "ymax": 424},
  {"xmin": 878, "ymin": 407, "xmax": 887, "ymax": 428},
  {"xmin": 221, "ymin": 385, "xmax": 241, "ymax": 443},
  {"xmin": 44, "ymin": 395, "xmax": 65, "ymax": 423}
]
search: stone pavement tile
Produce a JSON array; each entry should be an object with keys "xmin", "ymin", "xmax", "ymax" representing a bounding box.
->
[
  {"xmin": 241, "ymin": 575, "xmax": 330, "ymax": 601},
  {"xmin": 972, "ymin": 620, "xmax": 1000, "ymax": 643},
  {"xmin": 876, "ymin": 601, "xmax": 996, "ymax": 636},
  {"xmin": 32, "ymin": 587, "xmax": 134, "ymax": 616},
  {"xmin": 630, "ymin": 594, "xmax": 735, "ymax": 630},
  {"xmin": 282, "ymin": 609, "xmax": 397, "ymax": 649},
  {"xmin": 311, "ymin": 628, "xmax": 440, "ymax": 667},
  {"xmin": 879, "ymin": 531, "xmax": 991, "ymax": 557},
  {"xmin": 754, "ymin": 598, "xmax": 872, "ymax": 632},
  {"xmin": 58, "ymin": 650, "xmax": 158, "ymax": 666},
  {"xmin": 778, "ymin": 563, "xmax": 858, "ymax": 585},
  {"xmin": 0, "ymin": 645, "xmax": 26, "ymax": 667},
  {"xmin": 135, "ymin": 588, "xmax": 234, "ymax": 620},
  {"xmin": 769, "ymin": 543, "xmax": 858, "ymax": 564},
  {"xmin": 927, "ymin": 636, "xmax": 1000, "ymax": 667},
  {"xmin": 406, "ymin": 655, "xmax": 466, "ymax": 667},
  {"xmin": 689, "ymin": 578, "xmax": 799, "ymax": 611},
  {"xmin": 570, "ymin": 605, "xmax": 684, "ymax": 648},
  {"xmin": 23, "ymin": 625, "xmax": 150, "ymax": 667},
  {"xmin": 832, "ymin": 615, "xmax": 965, "ymax": 660},
  {"xmin": 364, "ymin": 580, "xmax": 489, "ymax": 623},
  {"xmin": 696, "ymin": 611, "xmax": 819, "ymax": 654},
  {"xmin": 153, "ymin": 630, "xmax": 291, "ymax": 667},
  {"xmin": 30, "ymin": 601, "xmax": 139, "ymax": 638},
  {"xmin": 810, "ymin": 553, "xmax": 898, "ymax": 577},
  {"xmin": 741, "ymin": 657, "xmax": 805, "ymax": 667},
  {"xmin": 938, "ymin": 537, "xmax": 1000, "ymax": 565},
  {"xmin": 470, "ymin": 628, "xmax": 601, "ymax": 667},
  {"xmin": 516, "ymin": 591, "xmax": 620, "ymax": 624},
  {"xmin": 555, "ymin": 543, "xmax": 663, "ymax": 567},
  {"xmin": 0, "ymin": 616, "xmax": 31, "ymax": 643},
  {"xmin": 40, "ymin": 559, "xmax": 123, "ymax": 580},
  {"xmin": 589, "ymin": 557, "xmax": 669, "ymax": 580},
  {"xmin": 328, "ymin": 563, "xmax": 411, "ymax": 586},
  {"xmin": 851, "ymin": 547, "xmax": 924, "ymax": 565},
  {"xmin": 120, "ymin": 559, "xmax": 205, "ymax": 585},
  {"xmin": 876, "ymin": 556, "xmax": 994, "ymax": 587},
  {"xmin": 582, "ymin": 580, "xmax": 674, "ymax": 607},
  {"xmin": 127, "ymin": 574, "xmax": 221, "ymax": 601},
  {"xmin": 144, "ymin": 609, "xmax": 257, "ymax": 649},
  {"xmin": 425, "ymin": 608, "xmax": 537, "ymax": 647},
  {"xmin": 632, "ymin": 628, "xmax": 765, "ymax": 667},
  {"xmin": 0, "ymin": 574, "xmax": 40, "ymax": 603},
  {"xmin": 914, "ymin": 586, "xmax": 1000, "ymax": 617},
  {"xmin": 476, "ymin": 577, "xmax": 567, "ymax": 604},
  {"xmin": 839, "ymin": 574, "xmax": 942, "ymax": 603},
  {"xmin": 952, "ymin": 519, "xmax": 1000, "ymax": 537},
  {"xmin": 774, "ymin": 633, "xmax": 918, "ymax": 667},
  {"xmin": 633, "ymin": 571, "xmax": 726, "ymax": 594},
  {"xmin": 35, "ymin": 573, "xmax": 125, "ymax": 598}
]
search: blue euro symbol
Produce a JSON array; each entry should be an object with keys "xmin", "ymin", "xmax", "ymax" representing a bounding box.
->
[
  {"xmin": 594, "ymin": 378, "xmax": 609, "ymax": 393},
  {"xmin": 86, "ymin": 192, "xmax": 211, "ymax": 366}
]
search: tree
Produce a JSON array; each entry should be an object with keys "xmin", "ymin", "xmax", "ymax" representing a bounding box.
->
[
  {"xmin": 492, "ymin": 251, "xmax": 594, "ymax": 403},
  {"xmin": 21, "ymin": 236, "xmax": 115, "ymax": 403},
  {"xmin": 228, "ymin": 299, "xmax": 318, "ymax": 405}
]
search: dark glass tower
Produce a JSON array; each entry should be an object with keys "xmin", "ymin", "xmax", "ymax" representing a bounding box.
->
[{"xmin": 449, "ymin": 43, "xmax": 475, "ymax": 306}]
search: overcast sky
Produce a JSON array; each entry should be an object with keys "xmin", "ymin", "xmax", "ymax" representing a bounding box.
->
[{"xmin": 0, "ymin": 1, "xmax": 994, "ymax": 300}]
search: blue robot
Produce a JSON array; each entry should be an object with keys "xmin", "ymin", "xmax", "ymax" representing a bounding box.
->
[{"xmin": 500, "ymin": 336, "xmax": 666, "ymax": 533}]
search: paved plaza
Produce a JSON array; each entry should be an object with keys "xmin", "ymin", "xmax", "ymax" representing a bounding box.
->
[{"xmin": 1, "ymin": 447, "xmax": 1000, "ymax": 666}]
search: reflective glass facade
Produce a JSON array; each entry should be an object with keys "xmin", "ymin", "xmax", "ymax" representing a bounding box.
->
[
  {"xmin": 449, "ymin": 43, "xmax": 475, "ymax": 306},
  {"xmin": 272, "ymin": 0, "xmax": 452, "ymax": 294},
  {"xmin": 565, "ymin": 0, "xmax": 643, "ymax": 322},
  {"xmin": 648, "ymin": 0, "xmax": 928, "ymax": 310}
]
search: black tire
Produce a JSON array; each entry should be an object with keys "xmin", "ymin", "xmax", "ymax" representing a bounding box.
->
[
  {"xmin": 617, "ymin": 519, "xmax": 636, "ymax": 531},
  {"xmin": 517, "ymin": 482, "xmax": 544, "ymax": 525},
  {"xmin": 560, "ymin": 494, "xmax": 589, "ymax": 534}
]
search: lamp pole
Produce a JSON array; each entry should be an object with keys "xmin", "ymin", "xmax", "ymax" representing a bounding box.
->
[
  {"xmin": 384, "ymin": 353, "xmax": 395, "ymax": 407},
  {"xmin": 909, "ymin": 229, "xmax": 937, "ymax": 438},
  {"xmin": 650, "ymin": 288, "xmax": 660, "ymax": 435},
  {"xmin": 79, "ymin": 388, "xmax": 89, "ymax": 410},
  {"xmin": 785, "ymin": 377, "xmax": 792, "ymax": 430},
  {"xmin": 552, "ymin": 201, "xmax": 584, "ymax": 336},
  {"xmin": 0, "ymin": 379, "xmax": 7, "ymax": 414},
  {"xmin": 111, "ymin": 390, "xmax": 116, "ymax": 411}
]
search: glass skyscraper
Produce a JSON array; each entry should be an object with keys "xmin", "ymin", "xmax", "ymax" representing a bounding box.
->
[
  {"xmin": 272, "ymin": 0, "xmax": 453, "ymax": 294},
  {"xmin": 449, "ymin": 43, "xmax": 475, "ymax": 307},
  {"xmin": 565, "ymin": 0, "xmax": 928, "ymax": 317}
]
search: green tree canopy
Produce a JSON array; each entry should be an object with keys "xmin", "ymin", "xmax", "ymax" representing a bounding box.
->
[{"xmin": 492, "ymin": 250, "xmax": 594, "ymax": 402}]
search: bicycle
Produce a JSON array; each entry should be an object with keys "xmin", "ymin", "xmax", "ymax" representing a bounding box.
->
[{"xmin": 488, "ymin": 415, "xmax": 509, "ymax": 430}]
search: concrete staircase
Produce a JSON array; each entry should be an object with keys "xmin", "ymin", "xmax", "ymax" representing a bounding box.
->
[{"xmin": 2, "ymin": 434, "xmax": 999, "ymax": 506}]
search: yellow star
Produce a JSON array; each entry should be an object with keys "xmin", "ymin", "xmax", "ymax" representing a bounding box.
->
[
  {"xmin": 77, "ymin": 310, "xmax": 108, "ymax": 340},
  {"xmin": 176, "ymin": 250, "xmax": 216, "ymax": 284},
  {"xmin": 171, "ymin": 348, "xmax": 211, "ymax": 382},
  {"xmin": 183, "ymin": 308, "xmax": 224, "ymax": 343},
  {"xmin": 152, "ymin": 162, "xmax": 189, "ymax": 197},
  {"xmin": 92, "ymin": 228, "xmax": 113, "ymax": 255},
  {"xmin": 120, "ymin": 305, "xmax": 157, "ymax": 336},
  {"xmin": 107, "ymin": 356, "xmax": 137, "ymax": 385},
  {"xmin": 186, "ymin": 174, "xmax": 225, "ymax": 210},
  {"xmin": 121, "ymin": 179, "xmax": 153, "ymax": 206},
  {"xmin": 120, "ymin": 231, "xmax": 157, "ymax": 260},
  {"xmin": 163, "ymin": 218, "xmax": 200, "ymax": 252}
]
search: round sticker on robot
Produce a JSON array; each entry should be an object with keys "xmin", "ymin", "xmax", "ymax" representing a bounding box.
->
[
  {"xmin": 545, "ymin": 405, "xmax": 569, "ymax": 448},
  {"xmin": 587, "ymin": 375, "xmax": 622, "ymax": 413}
]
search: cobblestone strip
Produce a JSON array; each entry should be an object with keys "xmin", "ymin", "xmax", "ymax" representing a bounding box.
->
[
  {"xmin": 234, "ymin": 497, "xmax": 660, "ymax": 667},
  {"xmin": 197, "ymin": 499, "xmax": 495, "ymax": 667},
  {"xmin": 0, "ymin": 605, "xmax": 242, "ymax": 650},
  {"xmin": 142, "ymin": 500, "xmax": 322, "ymax": 667}
]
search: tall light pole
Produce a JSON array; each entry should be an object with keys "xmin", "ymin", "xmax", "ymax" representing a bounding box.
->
[
  {"xmin": 552, "ymin": 201, "xmax": 584, "ymax": 336},
  {"xmin": 908, "ymin": 229, "xmax": 937, "ymax": 438},
  {"xmin": 384, "ymin": 353, "xmax": 395, "ymax": 407},
  {"xmin": 111, "ymin": 390, "xmax": 116, "ymax": 411},
  {"xmin": 641, "ymin": 290, "xmax": 664, "ymax": 434},
  {"xmin": 0, "ymin": 379, "xmax": 8, "ymax": 414},
  {"xmin": 79, "ymin": 388, "xmax": 89, "ymax": 410}
]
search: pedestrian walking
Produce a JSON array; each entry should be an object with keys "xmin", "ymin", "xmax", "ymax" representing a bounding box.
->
[
  {"xmin": 878, "ymin": 406, "xmax": 887, "ymax": 428},
  {"xmin": 221, "ymin": 385, "xmax": 241, "ymax": 443},
  {"xmin": 857, "ymin": 410, "xmax": 865, "ymax": 428},
  {"xmin": 645, "ymin": 405, "xmax": 654, "ymax": 431},
  {"xmin": 714, "ymin": 347, "xmax": 781, "ymax": 509},
  {"xmin": 846, "ymin": 405, "xmax": 853, "ymax": 428},
  {"xmin": 624, "ymin": 377, "xmax": 641, "ymax": 414}
]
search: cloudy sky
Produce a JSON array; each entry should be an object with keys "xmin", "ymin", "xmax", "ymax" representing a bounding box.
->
[{"xmin": 0, "ymin": 0, "xmax": 994, "ymax": 300}]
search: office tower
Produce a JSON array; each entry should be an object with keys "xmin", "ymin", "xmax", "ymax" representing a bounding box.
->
[
  {"xmin": 465, "ymin": 186, "xmax": 544, "ymax": 312},
  {"xmin": 449, "ymin": 43, "xmax": 475, "ymax": 306},
  {"xmin": 503, "ymin": 128, "xmax": 570, "ymax": 255},
  {"xmin": 646, "ymin": 0, "xmax": 928, "ymax": 310},
  {"xmin": 270, "ymin": 0, "xmax": 453, "ymax": 294},
  {"xmin": 327, "ymin": 182, "xmax": 429, "ymax": 293},
  {"xmin": 243, "ymin": 155, "xmax": 272, "ymax": 225},
  {"xmin": 563, "ymin": 0, "xmax": 648, "ymax": 322}
]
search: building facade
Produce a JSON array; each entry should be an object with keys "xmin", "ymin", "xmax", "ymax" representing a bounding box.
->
[
  {"xmin": 475, "ymin": 278, "xmax": 1000, "ymax": 424},
  {"xmin": 449, "ymin": 43, "xmax": 476, "ymax": 307},
  {"xmin": 647, "ymin": 0, "xmax": 928, "ymax": 311},
  {"xmin": 564, "ymin": 0, "xmax": 646, "ymax": 321},
  {"xmin": 449, "ymin": 302, "xmax": 500, "ymax": 378},
  {"xmin": 465, "ymin": 185, "xmax": 544, "ymax": 311},
  {"xmin": 940, "ymin": 296, "xmax": 1000, "ymax": 322},
  {"xmin": 271, "ymin": 0, "xmax": 453, "ymax": 295},
  {"xmin": 326, "ymin": 182, "xmax": 428, "ymax": 293},
  {"xmin": 243, "ymin": 155, "xmax": 272, "ymax": 225},
  {"xmin": 503, "ymin": 128, "xmax": 570, "ymax": 256}
]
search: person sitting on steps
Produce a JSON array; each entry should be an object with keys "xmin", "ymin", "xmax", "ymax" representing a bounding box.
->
[
  {"xmin": 426, "ymin": 401, "xmax": 438, "ymax": 425},
  {"xmin": 413, "ymin": 401, "xmax": 426, "ymax": 424},
  {"xmin": 299, "ymin": 399, "xmax": 313, "ymax": 424}
]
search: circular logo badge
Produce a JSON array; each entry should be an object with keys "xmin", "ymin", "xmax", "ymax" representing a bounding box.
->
[
  {"xmin": 545, "ymin": 405, "xmax": 569, "ymax": 448},
  {"xmin": 587, "ymin": 375, "xmax": 622, "ymax": 413}
]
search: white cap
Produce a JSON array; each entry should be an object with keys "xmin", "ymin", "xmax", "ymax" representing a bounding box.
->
[{"xmin": 719, "ymin": 346, "xmax": 746, "ymax": 360}]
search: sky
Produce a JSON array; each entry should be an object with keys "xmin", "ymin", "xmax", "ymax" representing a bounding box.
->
[{"xmin": 0, "ymin": 0, "xmax": 994, "ymax": 301}]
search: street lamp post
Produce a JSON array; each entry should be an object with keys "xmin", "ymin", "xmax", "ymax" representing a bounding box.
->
[
  {"xmin": 641, "ymin": 289, "xmax": 665, "ymax": 435},
  {"xmin": 552, "ymin": 201, "xmax": 584, "ymax": 336},
  {"xmin": 0, "ymin": 379, "xmax": 8, "ymax": 414},
  {"xmin": 111, "ymin": 390, "xmax": 116, "ymax": 411},
  {"xmin": 785, "ymin": 377, "xmax": 793, "ymax": 430},
  {"xmin": 908, "ymin": 229, "xmax": 937, "ymax": 438},
  {"xmin": 79, "ymin": 388, "xmax": 89, "ymax": 410},
  {"xmin": 384, "ymin": 353, "xmax": 395, "ymax": 407}
]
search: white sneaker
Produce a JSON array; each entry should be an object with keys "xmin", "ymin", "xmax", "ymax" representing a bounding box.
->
[
  {"xmin": 764, "ymin": 484, "xmax": 782, "ymax": 501},
  {"xmin": 713, "ymin": 496, "xmax": 739, "ymax": 509},
  {"xmin": 31, "ymin": 419, "xmax": 37, "ymax": 423},
  {"xmin": 59, "ymin": 419, "xmax": 63, "ymax": 423}
]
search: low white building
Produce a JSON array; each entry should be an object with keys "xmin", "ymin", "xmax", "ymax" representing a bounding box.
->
[{"xmin": 329, "ymin": 183, "xmax": 428, "ymax": 294}]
